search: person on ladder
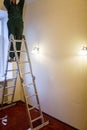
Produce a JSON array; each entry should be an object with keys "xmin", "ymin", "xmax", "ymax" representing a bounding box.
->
[{"xmin": 4, "ymin": 0, "xmax": 25, "ymax": 61}]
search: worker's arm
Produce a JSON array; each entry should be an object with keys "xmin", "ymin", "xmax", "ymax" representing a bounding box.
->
[
  {"xmin": 4, "ymin": 0, "xmax": 10, "ymax": 10},
  {"xmin": 18, "ymin": 0, "xmax": 25, "ymax": 9}
]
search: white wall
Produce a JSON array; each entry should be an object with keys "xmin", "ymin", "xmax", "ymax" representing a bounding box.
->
[{"xmin": 24, "ymin": 0, "xmax": 87, "ymax": 130}]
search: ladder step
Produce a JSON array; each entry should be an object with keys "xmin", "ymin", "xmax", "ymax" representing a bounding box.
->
[
  {"xmin": 32, "ymin": 121, "xmax": 49, "ymax": 130},
  {"xmin": 6, "ymin": 78, "xmax": 17, "ymax": 81},
  {"xmin": 23, "ymin": 83, "xmax": 33, "ymax": 87},
  {"xmin": 14, "ymin": 39, "xmax": 25, "ymax": 42},
  {"xmin": 18, "ymin": 60, "xmax": 29, "ymax": 64},
  {"xmin": 7, "ymin": 69, "xmax": 18, "ymax": 72},
  {"xmin": 26, "ymin": 94, "xmax": 37, "ymax": 99},
  {"xmin": 3, "ymin": 101, "xmax": 12, "ymax": 105},
  {"xmin": 31, "ymin": 116, "xmax": 43, "ymax": 123},
  {"xmin": 8, "ymin": 60, "xmax": 16, "ymax": 62},
  {"xmin": 4, "ymin": 93, "xmax": 13, "ymax": 97},
  {"xmin": 8, "ymin": 51, "xmax": 15, "ymax": 52},
  {"xmin": 5, "ymin": 85, "xmax": 15, "ymax": 89},
  {"xmin": 28, "ymin": 104, "xmax": 39, "ymax": 111},
  {"xmin": 0, "ymin": 103, "xmax": 16, "ymax": 110},
  {"xmin": 22, "ymin": 72, "xmax": 31, "ymax": 75},
  {"xmin": 16, "ymin": 50, "xmax": 26, "ymax": 53}
]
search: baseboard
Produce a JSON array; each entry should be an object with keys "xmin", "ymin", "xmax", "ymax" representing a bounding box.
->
[
  {"xmin": 15, "ymin": 100, "xmax": 79, "ymax": 130},
  {"xmin": 42, "ymin": 112, "xmax": 79, "ymax": 130}
]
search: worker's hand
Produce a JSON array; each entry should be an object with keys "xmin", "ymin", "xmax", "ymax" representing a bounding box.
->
[
  {"xmin": 10, "ymin": 0, "xmax": 14, "ymax": 4},
  {"xmin": 16, "ymin": 0, "xmax": 19, "ymax": 4},
  {"xmin": 10, "ymin": 0, "xmax": 19, "ymax": 4},
  {"xmin": 10, "ymin": 0, "xmax": 12, "ymax": 4},
  {"xmin": 10, "ymin": 0, "xmax": 16, "ymax": 3},
  {"xmin": 10, "ymin": 0, "xmax": 13, "ymax": 2},
  {"xmin": 12, "ymin": 0, "xmax": 16, "ymax": 4}
]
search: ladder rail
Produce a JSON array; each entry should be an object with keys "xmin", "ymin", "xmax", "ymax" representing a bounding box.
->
[
  {"xmin": 23, "ymin": 36, "xmax": 44, "ymax": 124},
  {"xmin": 1, "ymin": 37, "xmax": 12, "ymax": 105},
  {"xmin": 12, "ymin": 36, "xmax": 34, "ymax": 129},
  {"xmin": 1, "ymin": 35, "xmax": 19, "ymax": 105},
  {"xmin": 11, "ymin": 70, "xmax": 19, "ymax": 103}
]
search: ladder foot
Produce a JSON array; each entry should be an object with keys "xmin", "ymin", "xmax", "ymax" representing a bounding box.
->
[{"xmin": 27, "ymin": 121, "xmax": 49, "ymax": 130}]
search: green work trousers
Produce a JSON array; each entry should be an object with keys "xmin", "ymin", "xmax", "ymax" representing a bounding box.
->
[{"xmin": 7, "ymin": 19, "xmax": 23, "ymax": 58}]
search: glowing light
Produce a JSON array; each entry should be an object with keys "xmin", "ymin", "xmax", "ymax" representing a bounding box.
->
[
  {"xmin": 79, "ymin": 46, "xmax": 87, "ymax": 56},
  {"xmin": 31, "ymin": 47, "xmax": 39, "ymax": 55}
]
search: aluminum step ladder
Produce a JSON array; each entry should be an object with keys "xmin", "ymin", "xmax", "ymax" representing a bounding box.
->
[{"xmin": 1, "ymin": 34, "xmax": 49, "ymax": 130}]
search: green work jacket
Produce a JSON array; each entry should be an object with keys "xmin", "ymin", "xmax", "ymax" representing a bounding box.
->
[{"xmin": 4, "ymin": 0, "xmax": 25, "ymax": 21}]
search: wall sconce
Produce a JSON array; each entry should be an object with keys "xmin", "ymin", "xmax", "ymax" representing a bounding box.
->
[
  {"xmin": 79, "ymin": 46, "xmax": 87, "ymax": 56},
  {"xmin": 31, "ymin": 46, "xmax": 39, "ymax": 55}
]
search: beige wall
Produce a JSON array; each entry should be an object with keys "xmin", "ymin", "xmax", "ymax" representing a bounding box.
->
[{"xmin": 24, "ymin": 0, "xmax": 87, "ymax": 130}]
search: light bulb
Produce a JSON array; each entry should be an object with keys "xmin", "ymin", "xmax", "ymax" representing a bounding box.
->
[
  {"xmin": 79, "ymin": 47, "xmax": 87, "ymax": 56},
  {"xmin": 31, "ymin": 47, "xmax": 39, "ymax": 55}
]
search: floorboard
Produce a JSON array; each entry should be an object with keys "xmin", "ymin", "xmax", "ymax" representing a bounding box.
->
[{"xmin": 0, "ymin": 101, "xmax": 78, "ymax": 130}]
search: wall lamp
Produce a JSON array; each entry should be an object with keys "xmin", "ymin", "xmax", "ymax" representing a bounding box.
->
[
  {"xmin": 80, "ymin": 46, "xmax": 87, "ymax": 56},
  {"xmin": 31, "ymin": 46, "xmax": 39, "ymax": 55}
]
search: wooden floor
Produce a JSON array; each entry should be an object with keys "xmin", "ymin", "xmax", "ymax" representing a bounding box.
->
[{"xmin": 0, "ymin": 101, "xmax": 78, "ymax": 130}]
